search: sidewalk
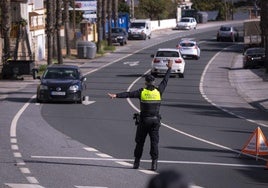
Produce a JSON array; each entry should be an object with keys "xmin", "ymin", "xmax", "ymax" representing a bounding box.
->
[{"xmin": 202, "ymin": 45, "xmax": 268, "ymax": 127}]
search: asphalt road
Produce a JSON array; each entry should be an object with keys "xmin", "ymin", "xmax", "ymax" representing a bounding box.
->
[{"xmin": 1, "ymin": 23, "xmax": 268, "ymax": 188}]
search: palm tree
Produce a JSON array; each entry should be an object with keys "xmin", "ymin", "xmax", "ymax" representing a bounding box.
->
[
  {"xmin": 102, "ymin": 0, "xmax": 107, "ymax": 41},
  {"xmin": 63, "ymin": 0, "xmax": 71, "ymax": 57},
  {"xmin": 113, "ymin": 0, "xmax": 118, "ymax": 27},
  {"xmin": 46, "ymin": 0, "xmax": 54, "ymax": 65},
  {"xmin": 56, "ymin": 0, "xmax": 63, "ymax": 64},
  {"xmin": 260, "ymin": 0, "xmax": 268, "ymax": 73},
  {"xmin": 1, "ymin": 0, "xmax": 11, "ymax": 62},
  {"xmin": 97, "ymin": 0, "xmax": 103, "ymax": 53},
  {"xmin": 107, "ymin": 0, "xmax": 112, "ymax": 46}
]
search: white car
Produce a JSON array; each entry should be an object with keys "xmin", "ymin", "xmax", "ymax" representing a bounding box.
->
[
  {"xmin": 150, "ymin": 48, "xmax": 185, "ymax": 78},
  {"xmin": 176, "ymin": 38, "xmax": 200, "ymax": 60},
  {"xmin": 176, "ymin": 17, "xmax": 197, "ymax": 30}
]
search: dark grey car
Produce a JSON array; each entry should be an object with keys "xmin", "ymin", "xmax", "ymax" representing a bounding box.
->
[
  {"xmin": 243, "ymin": 47, "xmax": 265, "ymax": 69},
  {"xmin": 36, "ymin": 64, "xmax": 86, "ymax": 103},
  {"xmin": 110, "ymin": 27, "xmax": 128, "ymax": 46}
]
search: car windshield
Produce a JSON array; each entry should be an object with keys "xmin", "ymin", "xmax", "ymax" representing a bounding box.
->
[
  {"xmin": 130, "ymin": 22, "xmax": 145, "ymax": 28},
  {"xmin": 180, "ymin": 18, "xmax": 190, "ymax": 22},
  {"xmin": 180, "ymin": 42, "xmax": 195, "ymax": 47},
  {"xmin": 156, "ymin": 51, "xmax": 180, "ymax": 57},
  {"xmin": 43, "ymin": 68, "xmax": 79, "ymax": 79},
  {"xmin": 246, "ymin": 48, "xmax": 265, "ymax": 55},
  {"xmin": 220, "ymin": 27, "xmax": 231, "ymax": 31},
  {"xmin": 111, "ymin": 28, "xmax": 123, "ymax": 33}
]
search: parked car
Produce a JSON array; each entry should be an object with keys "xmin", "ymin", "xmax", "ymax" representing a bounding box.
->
[
  {"xmin": 150, "ymin": 48, "xmax": 185, "ymax": 78},
  {"xmin": 217, "ymin": 25, "xmax": 239, "ymax": 42},
  {"xmin": 110, "ymin": 27, "xmax": 128, "ymax": 46},
  {"xmin": 175, "ymin": 17, "xmax": 197, "ymax": 30},
  {"xmin": 243, "ymin": 47, "xmax": 265, "ymax": 69},
  {"xmin": 176, "ymin": 38, "xmax": 200, "ymax": 60},
  {"xmin": 36, "ymin": 64, "xmax": 86, "ymax": 103}
]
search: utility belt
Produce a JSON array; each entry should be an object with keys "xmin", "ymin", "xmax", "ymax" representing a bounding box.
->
[{"xmin": 133, "ymin": 113, "xmax": 161, "ymax": 126}]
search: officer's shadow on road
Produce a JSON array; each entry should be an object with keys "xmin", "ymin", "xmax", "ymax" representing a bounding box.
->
[{"xmin": 24, "ymin": 159, "xmax": 133, "ymax": 170}]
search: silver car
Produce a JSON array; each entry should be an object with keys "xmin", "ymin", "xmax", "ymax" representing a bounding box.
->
[
  {"xmin": 150, "ymin": 48, "xmax": 185, "ymax": 78},
  {"xmin": 175, "ymin": 17, "xmax": 197, "ymax": 30},
  {"xmin": 217, "ymin": 26, "xmax": 239, "ymax": 42},
  {"xmin": 176, "ymin": 39, "xmax": 200, "ymax": 60}
]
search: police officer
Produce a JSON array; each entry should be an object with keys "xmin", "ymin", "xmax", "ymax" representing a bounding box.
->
[{"xmin": 108, "ymin": 60, "xmax": 173, "ymax": 171}]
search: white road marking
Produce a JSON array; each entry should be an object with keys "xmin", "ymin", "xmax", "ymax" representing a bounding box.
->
[
  {"xmin": 11, "ymin": 144, "xmax": 19, "ymax": 150},
  {"xmin": 26, "ymin": 177, "xmax": 39, "ymax": 184},
  {"xmin": 82, "ymin": 96, "xmax": 96, "ymax": 105},
  {"xmin": 5, "ymin": 184, "xmax": 44, "ymax": 188},
  {"xmin": 138, "ymin": 170, "xmax": 157, "ymax": 175},
  {"xmin": 11, "ymin": 138, "xmax": 17, "ymax": 143},
  {"xmin": 83, "ymin": 147, "xmax": 98, "ymax": 152},
  {"xmin": 123, "ymin": 61, "xmax": 140, "ymax": 66},
  {"xmin": 20, "ymin": 167, "xmax": 31, "ymax": 174},
  {"xmin": 116, "ymin": 161, "xmax": 132, "ymax": 167},
  {"xmin": 16, "ymin": 159, "xmax": 26, "ymax": 166},
  {"xmin": 96, "ymin": 153, "xmax": 112, "ymax": 158},
  {"xmin": 14, "ymin": 152, "xmax": 22, "ymax": 158},
  {"xmin": 10, "ymin": 96, "xmax": 35, "ymax": 137}
]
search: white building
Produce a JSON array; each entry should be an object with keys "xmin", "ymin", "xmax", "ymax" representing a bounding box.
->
[{"xmin": 10, "ymin": 0, "xmax": 46, "ymax": 61}]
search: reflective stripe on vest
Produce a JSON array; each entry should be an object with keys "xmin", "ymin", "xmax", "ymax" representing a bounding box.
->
[{"xmin": 141, "ymin": 88, "xmax": 161, "ymax": 102}]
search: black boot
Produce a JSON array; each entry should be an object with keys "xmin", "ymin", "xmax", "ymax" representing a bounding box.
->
[
  {"xmin": 151, "ymin": 159, "xmax": 157, "ymax": 171},
  {"xmin": 133, "ymin": 158, "xmax": 140, "ymax": 169}
]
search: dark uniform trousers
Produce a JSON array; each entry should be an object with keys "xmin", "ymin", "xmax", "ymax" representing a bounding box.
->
[{"xmin": 134, "ymin": 116, "xmax": 161, "ymax": 160}]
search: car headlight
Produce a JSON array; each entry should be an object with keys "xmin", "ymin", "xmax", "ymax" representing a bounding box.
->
[
  {"xmin": 69, "ymin": 84, "xmax": 79, "ymax": 91},
  {"xmin": 39, "ymin": 84, "xmax": 48, "ymax": 90}
]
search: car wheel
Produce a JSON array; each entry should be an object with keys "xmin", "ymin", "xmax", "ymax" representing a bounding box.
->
[
  {"xmin": 151, "ymin": 72, "xmax": 157, "ymax": 77},
  {"xmin": 178, "ymin": 73, "xmax": 184, "ymax": 78},
  {"xmin": 36, "ymin": 97, "xmax": 41, "ymax": 103},
  {"xmin": 120, "ymin": 42, "xmax": 124, "ymax": 46}
]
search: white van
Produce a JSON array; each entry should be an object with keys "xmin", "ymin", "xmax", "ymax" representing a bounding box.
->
[{"xmin": 128, "ymin": 19, "xmax": 152, "ymax": 40}]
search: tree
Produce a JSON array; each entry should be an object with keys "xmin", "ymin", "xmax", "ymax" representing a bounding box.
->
[
  {"xmin": 97, "ymin": 0, "xmax": 103, "ymax": 53},
  {"xmin": 137, "ymin": 0, "xmax": 167, "ymax": 20},
  {"xmin": 102, "ymin": 0, "xmax": 107, "ymax": 41},
  {"xmin": 113, "ymin": 0, "xmax": 118, "ymax": 27},
  {"xmin": 1, "ymin": 0, "xmax": 11, "ymax": 62},
  {"xmin": 260, "ymin": 0, "xmax": 268, "ymax": 73},
  {"xmin": 63, "ymin": 0, "xmax": 71, "ymax": 57},
  {"xmin": 118, "ymin": 0, "xmax": 129, "ymax": 14},
  {"xmin": 107, "ymin": 0, "xmax": 112, "ymax": 46},
  {"xmin": 46, "ymin": 0, "xmax": 54, "ymax": 65},
  {"xmin": 56, "ymin": 0, "xmax": 63, "ymax": 64}
]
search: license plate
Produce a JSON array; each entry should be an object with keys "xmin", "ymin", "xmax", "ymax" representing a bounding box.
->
[
  {"xmin": 254, "ymin": 57, "xmax": 261, "ymax": 59},
  {"xmin": 51, "ymin": 91, "xmax": 66, "ymax": 96}
]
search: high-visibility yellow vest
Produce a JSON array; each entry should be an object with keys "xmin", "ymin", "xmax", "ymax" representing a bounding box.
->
[
  {"xmin": 140, "ymin": 88, "xmax": 161, "ymax": 116},
  {"xmin": 141, "ymin": 88, "xmax": 161, "ymax": 101}
]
